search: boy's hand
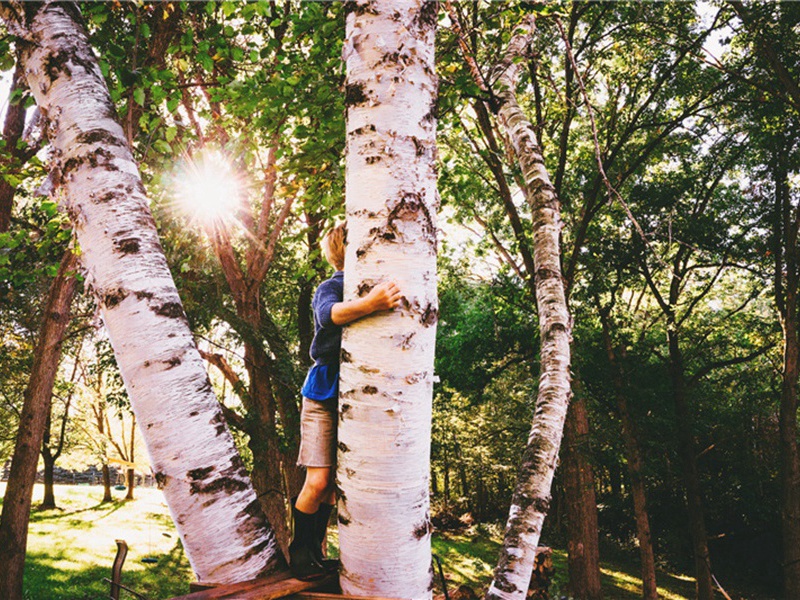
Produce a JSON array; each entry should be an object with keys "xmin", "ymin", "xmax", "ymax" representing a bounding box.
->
[{"xmin": 365, "ymin": 281, "xmax": 403, "ymax": 313}]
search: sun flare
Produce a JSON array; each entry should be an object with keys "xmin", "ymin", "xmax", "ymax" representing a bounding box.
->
[{"xmin": 174, "ymin": 150, "xmax": 244, "ymax": 224}]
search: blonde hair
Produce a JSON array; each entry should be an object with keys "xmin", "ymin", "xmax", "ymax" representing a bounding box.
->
[{"xmin": 321, "ymin": 222, "xmax": 346, "ymax": 271}]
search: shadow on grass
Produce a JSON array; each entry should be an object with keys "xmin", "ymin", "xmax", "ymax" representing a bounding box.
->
[
  {"xmin": 24, "ymin": 540, "xmax": 192, "ymax": 600},
  {"xmin": 30, "ymin": 500, "xmax": 126, "ymax": 524}
]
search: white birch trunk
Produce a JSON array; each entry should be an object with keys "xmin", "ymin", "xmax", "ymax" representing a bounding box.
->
[
  {"xmin": 485, "ymin": 16, "xmax": 573, "ymax": 600},
  {"xmin": 339, "ymin": 1, "xmax": 438, "ymax": 598},
  {"xmin": 1, "ymin": 1, "xmax": 283, "ymax": 583}
]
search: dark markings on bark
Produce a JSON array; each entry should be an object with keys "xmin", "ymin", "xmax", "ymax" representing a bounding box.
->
[
  {"xmin": 76, "ymin": 129, "xmax": 126, "ymax": 148},
  {"xmin": 338, "ymin": 514, "xmax": 351, "ymax": 526},
  {"xmin": 196, "ymin": 379, "xmax": 213, "ymax": 395},
  {"xmin": 345, "ymin": 82, "xmax": 368, "ymax": 107},
  {"xmin": 202, "ymin": 498, "xmax": 218, "ymax": 508},
  {"xmin": 422, "ymin": 93, "xmax": 438, "ymax": 124},
  {"xmin": 189, "ymin": 411, "xmax": 199, "ymax": 417},
  {"xmin": 362, "ymin": 385, "xmax": 378, "ymax": 394},
  {"xmin": 427, "ymin": 564, "xmax": 436, "ymax": 591},
  {"xmin": 143, "ymin": 360, "xmax": 151, "ymax": 368},
  {"xmin": 416, "ymin": 0, "xmax": 439, "ymax": 30},
  {"xmin": 94, "ymin": 190, "xmax": 121, "ymax": 204},
  {"xmin": 338, "ymin": 441, "xmax": 350, "ymax": 453},
  {"xmin": 529, "ymin": 181, "xmax": 557, "ymax": 198},
  {"xmin": 154, "ymin": 472, "xmax": 167, "ymax": 489},
  {"xmin": 534, "ymin": 267, "xmax": 562, "ymax": 283},
  {"xmin": 357, "ymin": 281, "xmax": 375, "ymax": 297},
  {"xmin": 412, "ymin": 518, "xmax": 432, "ymax": 539},
  {"xmin": 420, "ymin": 303, "xmax": 438, "ymax": 327},
  {"xmin": 350, "ymin": 124, "xmax": 376, "ymax": 136},
  {"xmin": 190, "ymin": 476, "xmax": 248, "ymax": 495},
  {"xmin": 366, "ymin": 156, "xmax": 381, "ymax": 164},
  {"xmin": 63, "ymin": 147, "xmax": 117, "ymax": 175},
  {"xmin": 152, "ymin": 301, "xmax": 185, "ymax": 319},
  {"xmin": 239, "ymin": 537, "xmax": 273, "ymax": 562},
  {"xmin": 345, "ymin": 467, "xmax": 356, "ymax": 478},
  {"xmin": 242, "ymin": 498, "xmax": 262, "ymax": 519},
  {"xmin": 340, "ymin": 403, "xmax": 352, "ymax": 421},
  {"xmin": 342, "ymin": 1, "xmax": 378, "ymax": 19},
  {"xmin": 44, "ymin": 46, "xmax": 98, "ymax": 87},
  {"xmin": 164, "ymin": 356, "xmax": 181, "ymax": 369},
  {"xmin": 188, "ymin": 466, "xmax": 215, "ymax": 481},
  {"xmin": 114, "ymin": 238, "xmax": 140, "ymax": 254},
  {"xmin": 134, "ymin": 290, "xmax": 154, "ymax": 301},
  {"xmin": 390, "ymin": 192, "xmax": 435, "ymax": 241},
  {"xmin": 103, "ymin": 288, "xmax": 127, "ymax": 309},
  {"xmin": 341, "ymin": 348, "xmax": 352, "ymax": 363},
  {"xmin": 412, "ymin": 136, "xmax": 425, "ymax": 157}
]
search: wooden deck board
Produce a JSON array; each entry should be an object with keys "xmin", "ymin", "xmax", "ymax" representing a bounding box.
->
[{"xmin": 171, "ymin": 572, "xmax": 336, "ymax": 600}]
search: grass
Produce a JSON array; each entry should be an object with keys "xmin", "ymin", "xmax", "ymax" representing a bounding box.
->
[
  {"xmin": 0, "ymin": 483, "xmax": 750, "ymax": 600},
  {"xmin": 0, "ymin": 482, "xmax": 193, "ymax": 600}
]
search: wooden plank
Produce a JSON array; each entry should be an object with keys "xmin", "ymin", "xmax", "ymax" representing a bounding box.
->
[
  {"xmin": 171, "ymin": 571, "xmax": 293, "ymax": 599},
  {"xmin": 171, "ymin": 572, "xmax": 337, "ymax": 600},
  {"xmin": 226, "ymin": 573, "xmax": 338, "ymax": 600},
  {"xmin": 288, "ymin": 593, "xmax": 406, "ymax": 600},
  {"xmin": 189, "ymin": 582, "xmax": 226, "ymax": 592}
]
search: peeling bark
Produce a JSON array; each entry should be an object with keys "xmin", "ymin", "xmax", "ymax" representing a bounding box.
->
[
  {"xmin": 484, "ymin": 16, "xmax": 573, "ymax": 600},
  {"xmin": 339, "ymin": 1, "xmax": 438, "ymax": 598},
  {"xmin": 0, "ymin": 1, "xmax": 283, "ymax": 583}
]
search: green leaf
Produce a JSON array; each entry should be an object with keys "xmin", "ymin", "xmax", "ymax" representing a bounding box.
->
[
  {"xmin": 154, "ymin": 140, "xmax": 172, "ymax": 155},
  {"xmin": 167, "ymin": 97, "xmax": 180, "ymax": 114},
  {"xmin": 141, "ymin": 22, "xmax": 151, "ymax": 39},
  {"xmin": 133, "ymin": 87, "xmax": 145, "ymax": 106},
  {"xmin": 165, "ymin": 126, "xmax": 178, "ymax": 143}
]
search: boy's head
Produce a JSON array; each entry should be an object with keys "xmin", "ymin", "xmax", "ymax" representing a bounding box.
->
[{"xmin": 321, "ymin": 222, "xmax": 346, "ymax": 271}]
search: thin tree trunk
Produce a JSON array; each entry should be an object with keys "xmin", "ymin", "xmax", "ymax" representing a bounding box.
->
[
  {"xmin": 0, "ymin": 60, "xmax": 27, "ymax": 233},
  {"xmin": 598, "ymin": 311, "xmax": 658, "ymax": 600},
  {"xmin": 773, "ymin": 151, "xmax": 800, "ymax": 599},
  {"xmin": 561, "ymin": 384, "xmax": 601, "ymax": 600},
  {"xmin": 0, "ymin": 250, "xmax": 78, "ymax": 600},
  {"xmin": 40, "ymin": 422, "xmax": 57, "ymax": 510},
  {"xmin": 668, "ymin": 328, "xmax": 714, "ymax": 600},
  {"xmin": 102, "ymin": 462, "xmax": 112, "ymax": 503},
  {"xmin": 338, "ymin": 1, "xmax": 438, "ymax": 597},
  {"xmin": 485, "ymin": 16, "xmax": 573, "ymax": 600},
  {"xmin": 0, "ymin": 2, "xmax": 283, "ymax": 583}
]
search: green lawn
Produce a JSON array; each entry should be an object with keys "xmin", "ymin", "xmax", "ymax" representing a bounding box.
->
[{"xmin": 1, "ymin": 482, "xmax": 709, "ymax": 599}]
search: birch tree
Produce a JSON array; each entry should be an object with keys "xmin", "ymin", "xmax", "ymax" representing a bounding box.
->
[
  {"xmin": 481, "ymin": 16, "xmax": 573, "ymax": 600},
  {"xmin": 0, "ymin": 1, "xmax": 283, "ymax": 584},
  {"xmin": 338, "ymin": 0, "xmax": 438, "ymax": 597}
]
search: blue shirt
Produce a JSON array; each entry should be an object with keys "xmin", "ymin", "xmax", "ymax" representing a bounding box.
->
[{"xmin": 302, "ymin": 271, "xmax": 343, "ymax": 401}]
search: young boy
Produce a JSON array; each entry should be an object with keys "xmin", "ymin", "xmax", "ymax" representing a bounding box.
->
[{"xmin": 290, "ymin": 222, "xmax": 402, "ymax": 580}]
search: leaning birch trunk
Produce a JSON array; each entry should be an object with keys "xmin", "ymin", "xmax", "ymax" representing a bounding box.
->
[
  {"xmin": 485, "ymin": 15, "xmax": 573, "ymax": 600},
  {"xmin": 339, "ymin": 1, "xmax": 438, "ymax": 597},
  {"xmin": 0, "ymin": 2, "xmax": 283, "ymax": 583}
]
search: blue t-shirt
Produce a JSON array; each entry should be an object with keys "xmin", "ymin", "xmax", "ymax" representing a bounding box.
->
[{"xmin": 302, "ymin": 271, "xmax": 344, "ymax": 401}]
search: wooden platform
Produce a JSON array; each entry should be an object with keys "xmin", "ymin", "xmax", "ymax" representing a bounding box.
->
[{"xmin": 172, "ymin": 571, "xmax": 404, "ymax": 600}]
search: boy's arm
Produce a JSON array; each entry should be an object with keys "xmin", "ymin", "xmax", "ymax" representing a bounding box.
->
[{"xmin": 331, "ymin": 281, "xmax": 402, "ymax": 326}]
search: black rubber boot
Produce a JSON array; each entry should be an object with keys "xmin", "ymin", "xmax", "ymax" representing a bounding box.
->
[
  {"xmin": 315, "ymin": 502, "xmax": 339, "ymax": 573},
  {"xmin": 289, "ymin": 504, "xmax": 327, "ymax": 581}
]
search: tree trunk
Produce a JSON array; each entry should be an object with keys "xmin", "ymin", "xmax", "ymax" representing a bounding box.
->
[
  {"xmin": 0, "ymin": 60, "xmax": 32, "ymax": 233},
  {"xmin": 338, "ymin": 1, "xmax": 438, "ymax": 597},
  {"xmin": 125, "ymin": 467, "xmax": 135, "ymax": 501},
  {"xmin": 102, "ymin": 462, "xmax": 112, "ymax": 503},
  {"xmin": 561, "ymin": 389, "xmax": 602, "ymax": 600},
  {"xmin": 485, "ymin": 16, "xmax": 573, "ymax": 600},
  {"xmin": 773, "ymin": 152, "xmax": 800, "ymax": 599},
  {"xmin": 668, "ymin": 328, "xmax": 714, "ymax": 600},
  {"xmin": 0, "ymin": 2, "xmax": 283, "ymax": 583},
  {"xmin": 599, "ymin": 314, "xmax": 658, "ymax": 600},
  {"xmin": 0, "ymin": 250, "xmax": 78, "ymax": 600},
  {"xmin": 40, "ymin": 424, "xmax": 56, "ymax": 510}
]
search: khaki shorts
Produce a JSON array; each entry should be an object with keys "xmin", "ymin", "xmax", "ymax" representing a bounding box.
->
[{"xmin": 297, "ymin": 397, "xmax": 337, "ymax": 468}]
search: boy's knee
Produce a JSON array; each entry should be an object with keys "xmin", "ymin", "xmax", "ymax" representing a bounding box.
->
[{"xmin": 305, "ymin": 469, "xmax": 332, "ymax": 498}]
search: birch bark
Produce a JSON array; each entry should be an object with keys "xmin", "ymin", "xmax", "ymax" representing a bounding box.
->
[
  {"xmin": 0, "ymin": 1, "xmax": 283, "ymax": 583},
  {"xmin": 484, "ymin": 16, "xmax": 573, "ymax": 600},
  {"xmin": 339, "ymin": 1, "xmax": 438, "ymax": 597}
]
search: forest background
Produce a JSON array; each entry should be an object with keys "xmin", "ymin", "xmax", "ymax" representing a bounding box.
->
[{"xmin": 1, "ymin": 1, "xmax": 799, "ymax": 599}]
